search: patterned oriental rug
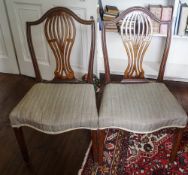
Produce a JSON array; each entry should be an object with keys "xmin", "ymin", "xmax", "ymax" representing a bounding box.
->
[{"xmin": 79, "ymin": 127, "xmax": 188, "ymax": 175}]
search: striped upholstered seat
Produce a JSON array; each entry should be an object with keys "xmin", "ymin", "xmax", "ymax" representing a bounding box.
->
[
  {"xmin": 10, "ymin": 83, "xmax": 98, "ymax": 134},
  {"xmin": 99, "ymin": 83, "xmax": 187, "ymax": 133}
]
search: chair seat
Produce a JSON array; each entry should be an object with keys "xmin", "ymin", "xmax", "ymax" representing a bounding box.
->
[
  {"xmin": 10, "ymin": 83, "xmax": 98, "ymax": 134},
  {"xmin": 99, "ymin": 83, "xmax": 188, "ymax": 133}
]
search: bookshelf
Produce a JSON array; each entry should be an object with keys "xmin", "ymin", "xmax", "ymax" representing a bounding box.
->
[
  {"xmin": 97, "ymin": 0, "xmax": 188, "ymax": 82},
  {"xmin": 173, "ymin": 35, "xmax": 188, "ymax": 39}
]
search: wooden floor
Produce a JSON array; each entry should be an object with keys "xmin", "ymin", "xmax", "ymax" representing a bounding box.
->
[{"xmin": 0, "ymin": 73, "xmax": 188, "ymax": 175}]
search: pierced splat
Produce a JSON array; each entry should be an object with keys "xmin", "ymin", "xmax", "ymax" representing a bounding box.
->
[
  {"xmin": 120, "ymin": 11, "xmax": 153, "ymax": 79},
  {"xmin": 44, "ymin": 12, "xmax": 76, "ymax": 80}
]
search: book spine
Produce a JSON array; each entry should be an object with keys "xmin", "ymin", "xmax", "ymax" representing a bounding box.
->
[
  {"xmin": 174, "ymin": 1, "xmax": 181, "ymax": 35},
  {"xmin": 178, "ymin": 2, "xmax": 184, "ymax": 35},
  {"xmin": 178, "ymin": 5, "xmax": 188, "ymax": 36},
  {"xmin": 98, "ymin": 0, "xmax": 104, "ymax": 19}
]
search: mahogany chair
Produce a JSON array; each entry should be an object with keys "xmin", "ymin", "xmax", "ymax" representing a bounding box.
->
[
  {"xmin": 9, "ymin": 7, "xmax": 98, "ymax": 164},
  {"xmin": 98, "ymin": 7, "xmax": 188, "ymax": 164}
]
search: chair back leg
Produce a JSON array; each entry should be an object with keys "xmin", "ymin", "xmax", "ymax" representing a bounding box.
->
[
  {"xmin": 13, "ymin": 128, "xmax": 30, "ymax": 163},
  {"xmin": 170, "ymin": 128, "xmax": 184, "ymax": 162}
]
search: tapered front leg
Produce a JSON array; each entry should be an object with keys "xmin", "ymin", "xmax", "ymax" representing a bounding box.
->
[
  {"xmin": 98, "ymin": 129, "xmax": 105, "ymax": 165},
  {"xmin": 91, "ymin": 130, "xmax": 98, "ymax": 163},
  {"xmin": 13, "ymin": 127, "xmax": 30, "ymax": 164},
  {"xmin": 170, "ymin": 128, "xmax": 184, "ymax": 162}
]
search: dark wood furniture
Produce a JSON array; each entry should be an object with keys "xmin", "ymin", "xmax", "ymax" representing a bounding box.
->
[
  {"xmin": 99, "ymin": 6, "xmax": 188, "ymax": 165},
  {"xmin": 9, "ymin": 7, "xmax": 98, "ymax": 165}
]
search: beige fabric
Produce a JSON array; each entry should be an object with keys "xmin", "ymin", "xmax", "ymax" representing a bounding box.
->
[
  {"xmin": 10, "ymin": 83, "xmax": 98, "ymax": 134},
  {"xmin": 99, "ymin": 83, "xmax": 188, "ymax": 133}
]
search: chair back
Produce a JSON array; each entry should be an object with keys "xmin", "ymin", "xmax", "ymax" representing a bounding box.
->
[
  {"xmin": 102, "ymin": 7, "xmax": 172, "ymax": 83},
  {"xmin": 27, "ymin": 7, "xmax": 95, "ymax": 83}
]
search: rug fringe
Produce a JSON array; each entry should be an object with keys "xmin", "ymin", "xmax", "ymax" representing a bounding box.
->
[{"xmin": 78, "ymin": 141, "xmax": 92, "ymax": 175}]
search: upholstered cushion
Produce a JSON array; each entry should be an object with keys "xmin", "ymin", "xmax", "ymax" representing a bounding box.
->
[
  {"xmin": 10, "ymin": 83, "xmax": 98, "ymax": 134},
  {"xmin": 99, "ymin": 83, "xmax": 188, "ymax": 133}
]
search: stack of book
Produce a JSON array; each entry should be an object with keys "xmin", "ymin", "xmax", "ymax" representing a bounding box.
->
[
  {"xmin": 103, "ymin": 5, "xmax": 120, "ymax": 32},
  {"xmin": 174, "ymin": 0, "xmax": 188, "ymax": 36},
  {"xmin": 103, "ymin": 5, "xmax": 119, "ymax": 21},
  {"xmin": 149, "ymin": 5, "xmax": 173, "ymax": 35}
]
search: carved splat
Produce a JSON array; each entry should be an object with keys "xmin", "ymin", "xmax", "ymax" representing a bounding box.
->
[
  {"xmin": 120, "ymin": 11, "xmax": 153, "ymax": 79},
  {"xmin": 44, "ymin": 12, "xmax": 76, "ymax": 80}
]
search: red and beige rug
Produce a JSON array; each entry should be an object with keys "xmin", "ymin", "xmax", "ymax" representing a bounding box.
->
[{"xmin": 79, "ymin": 128, "xmax": 188, "ymax": 175}]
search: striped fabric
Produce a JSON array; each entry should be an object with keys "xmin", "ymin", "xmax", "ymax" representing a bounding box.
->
[
  {"xmin": 10, "ymin": 83, "xmax": 98, "ymax": 134},
  {"xmin": 99, "ymin": 83, "xmax": 188, "ymax": 133}
]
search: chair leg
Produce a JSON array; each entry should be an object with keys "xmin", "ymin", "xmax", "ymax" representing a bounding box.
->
[
  {"xmin": 91, "ymin": 130, "xmax": 98, "ymax": 163},
  {"xmin": 13, "ymin": 127, "xmax": 30, "ymax": 164},
  {"xmin": 98, "ymin": 130, "xmax": 105, "ymax": 165},
  {"xmin": 169, "ymin": 128, "xmax": 184, "ymax": 162}
]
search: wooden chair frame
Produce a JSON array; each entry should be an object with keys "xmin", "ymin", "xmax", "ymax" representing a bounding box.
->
[
  {"xmin": 13, "ymin": 7, "xmax": 98, "ymax": 164},
  {"xmin": 99, "ymin": 6, "xmax": 186, "ymax": 164}
]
